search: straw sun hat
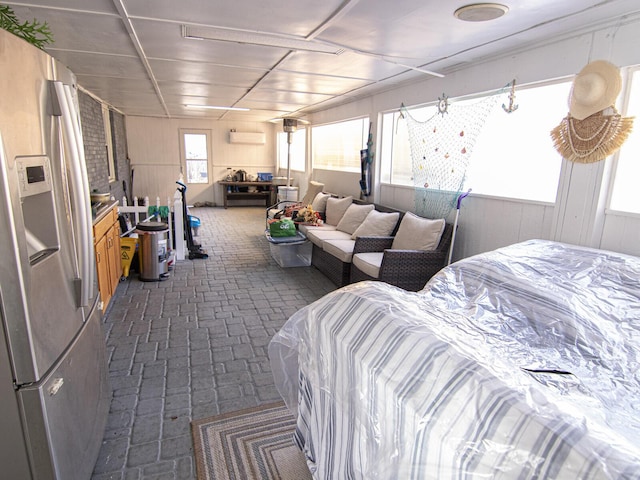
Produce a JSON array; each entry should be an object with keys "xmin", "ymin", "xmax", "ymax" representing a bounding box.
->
[
  {"xmin": 551, "ymin": 60, "xmax": 633, "ymax": 164},
  {"xmin": 569, "ymin": 60, "xmax": 621, "ymax": 120}
]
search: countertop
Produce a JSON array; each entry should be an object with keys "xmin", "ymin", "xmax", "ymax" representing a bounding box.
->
[{"xmin": 92, "ymin": 200, "xmax": 118, "ymax": 225}]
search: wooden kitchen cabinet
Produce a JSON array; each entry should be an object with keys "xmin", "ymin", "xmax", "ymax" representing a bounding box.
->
[{"xmin": 93, "ymin": 204, "xmax": 121, "ymax": 312}]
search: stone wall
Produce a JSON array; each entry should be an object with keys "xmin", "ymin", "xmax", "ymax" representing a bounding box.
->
[{"xmin": 78, "ymin": 90, "xmax": 130, "ymax": 202}]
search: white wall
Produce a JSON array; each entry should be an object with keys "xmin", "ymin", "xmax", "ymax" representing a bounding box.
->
[
  {"xmin": 308, "ymin": 16, "xmax": 640, "ymax": 261},
  {"xmin": 125, "ymin": 117, "xmax": 276, "ymax": 206}
]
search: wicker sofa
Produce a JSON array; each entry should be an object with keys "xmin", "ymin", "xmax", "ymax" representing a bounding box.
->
[
  {"xmin": 350, "ymin": 222, "xmax": 454, "ymax": 291},
  {"xmin": 300, "ymin": 200, "xmax": 404, "ymax": 286}
]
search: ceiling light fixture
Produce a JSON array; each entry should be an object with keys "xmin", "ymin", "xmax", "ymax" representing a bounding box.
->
[
  {"xmin": 454, "ymin": 3, "xmax": 508, "ymax": 22},
  {"xmin": 184, "ymin": 104, "xmax": 250, "ymax": 112}
]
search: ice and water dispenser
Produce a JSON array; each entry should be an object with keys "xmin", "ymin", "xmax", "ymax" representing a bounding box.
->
[{"xmin": 16, "ymin": 156, "xmax": 59, "ymax": 264}]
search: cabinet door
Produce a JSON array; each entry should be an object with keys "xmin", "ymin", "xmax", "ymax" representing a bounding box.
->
[
  {"xmin": 94, "ymin": 235, "xmax": 111, "ymax": 311},
  {"xmin": 106, "ymin": 223, "xmax": 121, "ymax": 296}
]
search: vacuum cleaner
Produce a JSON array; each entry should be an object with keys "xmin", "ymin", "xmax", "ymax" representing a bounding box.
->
[{"xmin": 176, "ymin": 181, "xmax": 208, "ymax": 259}]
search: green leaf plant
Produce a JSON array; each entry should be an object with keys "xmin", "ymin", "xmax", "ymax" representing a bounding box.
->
[{"xmin": 0, "ymin": 4, "xmax": 53, "ymax": 50}]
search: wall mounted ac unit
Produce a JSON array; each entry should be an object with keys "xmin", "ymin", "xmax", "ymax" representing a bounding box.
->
[{"xmin": 229, "ymin": 132, "xmax": 265, "ymax": 144}]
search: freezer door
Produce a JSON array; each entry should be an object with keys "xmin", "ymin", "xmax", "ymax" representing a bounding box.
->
[
  {"xmin": 0, "ymin": 29, "xmax": 96, "ymax": 384},
  {"xmin": 16, "ymin": 303, "xmax": 110, "ymax": 480}
]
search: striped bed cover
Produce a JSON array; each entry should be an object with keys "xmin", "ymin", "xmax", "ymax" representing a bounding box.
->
[{"xmin": 269, "ymin": 240, "xmax": 640, "ymax": 479}]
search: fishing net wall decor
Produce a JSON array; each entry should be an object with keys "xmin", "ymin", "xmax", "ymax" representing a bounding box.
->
[{"xmin": 401, "ymin": 84, "xmax": 510, "ymax": 219}]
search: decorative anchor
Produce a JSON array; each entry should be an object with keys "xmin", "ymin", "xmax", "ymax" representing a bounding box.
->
[
  {"xmin": 502, "ymin": 80, "xmax": 519, "ymax": 113},
  {"xmin": 438, "ymin": 93, "xmax": 449, "ymax": 116}
]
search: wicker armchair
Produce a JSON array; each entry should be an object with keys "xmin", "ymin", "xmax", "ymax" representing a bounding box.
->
[{"xmin": 350, "ymin": 223, "xmax": 454, "ymax": 291}]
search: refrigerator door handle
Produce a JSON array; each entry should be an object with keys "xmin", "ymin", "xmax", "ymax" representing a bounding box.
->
[{"xmin": 52, "ymin": 81, "xmax": 94, "ymax": 308}]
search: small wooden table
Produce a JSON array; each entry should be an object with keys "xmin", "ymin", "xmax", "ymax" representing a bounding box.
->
[{"xmin": 218, "ymin": 181, "xmax": 275, "ymax": 208}]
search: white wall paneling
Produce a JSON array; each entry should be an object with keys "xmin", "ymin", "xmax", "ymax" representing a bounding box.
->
[
  {"xmin": 601, "ymin": 212, "xmax": 640, "ymax": 257},
  {"xmin": 229, "ymin": 132, "xmax": 266, "ymax": 144},
  {"xmin": 126, "ymin": 117, "xmax": 276, "ymax": 206}
]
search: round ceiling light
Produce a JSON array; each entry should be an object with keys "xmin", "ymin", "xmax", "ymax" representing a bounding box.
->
[{"xmin": 454, "ymin": 3, "xmax": 509, "ymax": 22}]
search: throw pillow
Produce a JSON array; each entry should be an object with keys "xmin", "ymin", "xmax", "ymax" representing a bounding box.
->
[
  {"xmin": 391, "ymin": 212, "xmax": 445, "ymax": 250},
  {"xmin": 300, "ymin": 181, "xmax": 324, "ymax": 206},
  {"xmin": 351, "ymin": 210, "xmax": 400, "ymax": 239},
  {"xmin": 336, "ymin": 203, "xmax": 375, "ymax": 235},
  {"xmin": 325, "ymin": 196, "xmax": 353, "ymax": 226},
  {"xmin": 311, "ymin": 192, "xmax": 331, "ymax": 213}
]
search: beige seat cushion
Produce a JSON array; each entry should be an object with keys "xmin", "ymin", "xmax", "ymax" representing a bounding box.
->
[
  {"xmin": 298, "ymin": 223, "xmax": 336, "ymax": 236},
  {"xmin": 351, "ymin": 210, "xmax": 400, "ymax": 239},
  {"xmin": 336, "ymin": 203, "xmax": 375, "ymax": 235},
  {"xmin": 325, "ymin": 196, "xmax": 353, "ymax": 226},
  {"xmin": 322, "ymin": 239, "xmax": 356, "ymax": 263},
  {"xmin": 352, "ymin": 252, "xmax": 384, "ymax": 278},
  {"xmin": 305, "ymin": 227, "xmax": 350, "ymax": 247},
  {"xmin": 300, "ymin": 181, "xmax": 324, "ymax": 206},
  {"xmin": 391, "ymin": 212, "xmax": 445, "ymax": 251}
]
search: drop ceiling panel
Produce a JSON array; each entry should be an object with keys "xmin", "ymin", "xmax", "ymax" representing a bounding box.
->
[
  {"xmin": 164, "ymin": 93, "xmax": 250, "ymax": 109},
  {"xmin": 76, "ymin": 84, "xmax": 166, "ymax": 114},
  {"xmin": 278, "ymin": 50, "xmax": 413, "ymax": 81},
  {"xmin": 124, "ymin": 0, "xmax": 345, "ymax": 36},
  {"xmin": 158, "ymin": 82, "xmax": 249, "ymax": 98},
  {"xmin": 222, "ymin": 109, "xmax": 289, "ymax": 122},
  {"xmin": 11, "ymin": 6, "xmax": 136, "ymax": 56},
  {"xmin": 168, "ymin": 108, "xmax": 282, "ymax": 123},
  {"xmin": 314, "ymin": 0, "xmax": 609, "ymax": 60},
  {"xmin": 258, "ymin": 71, "xmax": 372, "ymax": 96},
  {"xmin": 122, "ymin": 105, "xmax": 170, "ymax": 117},
  {"xmin": 163, "ymin": 93, "xmax": 246, "ymax": 108},
  {"xmin": 234, "ymin": 99, "xmax": 309, "ymax": 112},
  {"xmin": 149, "ymin": 59, "xmax": 265, "ymax": 87},
  {"xmin": 133, "ymin": 19, "xmax": 289, "ymax": 68},
  {"xmin": 50, "ymin": 51, "xmax": 148, "ymax": 79},
  {"xmin": 11, "ymin": 0, "xmax": 118, "ymax": 14},
  {"xmin": 77, "ymin": 76, "xmax": 156, "ymax": 97},
  {"xmin": 242, "ymin": 89, "xmax": 333, "ymax": 106}
]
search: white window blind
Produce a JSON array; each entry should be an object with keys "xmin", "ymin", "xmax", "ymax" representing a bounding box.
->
[{"xmin": 312, "ymin": 118, "xmax": 368, "ymax": 172}]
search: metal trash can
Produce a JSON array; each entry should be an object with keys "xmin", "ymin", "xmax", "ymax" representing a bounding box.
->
[{"xmin": 135, "ymin": 221, "xmax": 169, "ymax": 281}]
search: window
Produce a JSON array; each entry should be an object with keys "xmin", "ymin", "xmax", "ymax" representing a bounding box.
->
[
  {"xmin": 466, "ymin": 81, "xmax": 569, "ymax": 202},
  {"xmin": 609, "ymin": 67, "xmax": 640, "ymax": 214},
  {"xmin": 180, "ymin": 130, "xmax": 210, "ymax": 184},
  {"xmin": 380, "ymin": 81, "xmax": 571, "ymax": 203},
  {"xmin": 277, "ymin": 128, "xmax": 306, "ymax": 172},
  {"xmin": 312, "ymin": 117, "xmax": 369, "ymax": 172},
  {"xmin": 380, "ymin": 107, "xmax": 435, "ymax": 186},
  {"xmin": 102, "ymin": 105, "xmax": 116, "ymax": 182}
]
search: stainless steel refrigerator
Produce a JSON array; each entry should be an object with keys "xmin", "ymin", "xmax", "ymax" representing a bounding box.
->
[{"xmin": 0, "ymin": 29, "xmax": 110, "ymax": 479}]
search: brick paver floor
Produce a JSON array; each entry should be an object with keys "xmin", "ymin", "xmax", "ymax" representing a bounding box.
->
[{"xmin": 91, "ymin": 206, "xmax": 335, "ymax": 480}]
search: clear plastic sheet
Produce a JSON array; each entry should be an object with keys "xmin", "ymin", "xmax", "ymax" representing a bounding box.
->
[{"xmin": 268, "ymin": 240, "xmax": 640, "ymax": 479}]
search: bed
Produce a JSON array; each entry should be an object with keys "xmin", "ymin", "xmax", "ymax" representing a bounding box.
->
[{"xmin": 268, "ymin": 239, "xmax": 640, "ymax": 479}]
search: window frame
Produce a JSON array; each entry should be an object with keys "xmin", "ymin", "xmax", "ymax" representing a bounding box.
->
[
  {"xmin": 607, "ymin": 65, "xmax": 640, "ymax": 215},
  {"xmin": 311, "ymin": 117, "xmax": 369, "ymax": 173},
  {"xmin": 379, "ymin": 79, "xmax": 571, "ymax": 204},
  {"xmin": 179, "ymin": 129, "xmax": 211, "ymax": 185}
]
